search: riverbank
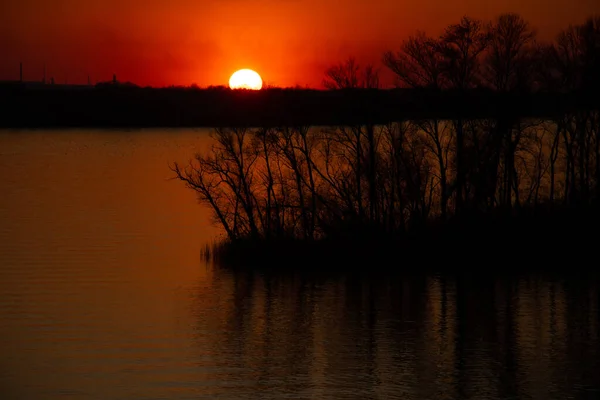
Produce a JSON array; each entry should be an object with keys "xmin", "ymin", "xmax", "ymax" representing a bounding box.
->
[{"xmin": 207, "ymin": 204, "xmax": 600, "ymax": 272}]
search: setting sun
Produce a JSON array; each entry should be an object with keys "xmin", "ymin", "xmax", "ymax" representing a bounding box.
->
[{"xmin": 229, "ymin": 69, "xmax": 263, "ymax": 90}]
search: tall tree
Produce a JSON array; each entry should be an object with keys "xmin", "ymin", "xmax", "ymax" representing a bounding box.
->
[
  {"xmin": 484, "ymin": 13, "xmax": 537, "ymax": 92},
  {"xmin": 440, "ymin": 16, "xmax": 490, "ymax": 90},
  {"xmin": 440, "ymin": 16, "xmax": 489, "ymax": 212},
  {"xmin": 383, "ymin": 32, "xmax": 445, "ymax": 89},
  {"xmin": 323, "ymin": 57, "xmax": 381, "ymax": 223},
  {"xmin": 384, "ymin": 33, "xmax": 451, "ymax": 218}
]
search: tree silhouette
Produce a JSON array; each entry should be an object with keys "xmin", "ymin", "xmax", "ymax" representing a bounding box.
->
[
  {"xmin": 383, "ymin": 32, "xmax": 445, "ymax": 89},
  {"xmin": 484, "ymin": 13, "xmax": 537, "ymax": 92}
]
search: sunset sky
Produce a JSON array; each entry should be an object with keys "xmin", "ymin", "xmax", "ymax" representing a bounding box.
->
[{"xmin": 1, "ymin": 0, "xmax": 598, "ymax": 88}]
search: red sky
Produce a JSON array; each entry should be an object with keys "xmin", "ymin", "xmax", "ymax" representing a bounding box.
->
[{"xmin": 1, "ymin": 0, "xmax": 598, "ymax": 88}]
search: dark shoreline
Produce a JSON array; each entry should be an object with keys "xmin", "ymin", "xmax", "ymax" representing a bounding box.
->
[
  {"xmin": 206, "ymin": 204, "xmax": 600, "ymax": 273},
  {"xmin": 1, "ymin": 84, "xmax": 597, "ymax": 129}
]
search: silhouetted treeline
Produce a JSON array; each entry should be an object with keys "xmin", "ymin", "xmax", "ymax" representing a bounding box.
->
[
  {"xmin": 172, "ymin": 13, "xmax": 600, "ymax": 263},
  {"xmin": 0, "ymin": 83, "xmax": 592, "ymax": 128}
]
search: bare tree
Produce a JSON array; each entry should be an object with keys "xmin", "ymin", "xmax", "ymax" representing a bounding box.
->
[
  {"xmin": 439, "ymin": 16, "xmax": 490, "ymax": 90},
  {"xmin": 384, "ymin": 34, "xmax": 452, "ymax": 218},
  {"xmin": 578, "ymin": 17, "xmax": 600, "ymax": 91},
  {"xmin": 439, "ymin": 16, "xmax": 490, "ymax": 213},
  {"xmin": 383, "ymin": 32, "xmax": 445, "ymax": 89},
  {"xmin": 547, "ymin": 17, "xmax": 600, "ymax": 203},
  {"xmin": 323, "ymin": 57, "xmax": 361, "ymax": 89},
  {"xmin": 172, "ymin": 128, "xmax": 260, "ymax": 240},
  {"xmin": 323, "ymin": 57, "xmax": 382, "ymax": 224},
  {"xmin": 484, "ymin": 13, "xmax": 537, "ymax": 92}
]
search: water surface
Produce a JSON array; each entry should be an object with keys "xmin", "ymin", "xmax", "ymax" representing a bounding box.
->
[{"xmin": 0, "ymin": 130, "xmax": 598, "ymax": 399}]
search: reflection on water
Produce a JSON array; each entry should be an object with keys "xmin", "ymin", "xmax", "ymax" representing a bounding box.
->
[
  {"xmin": 0, "ymin": 130, "xmax": 599, "ymax": 399},
  {"xmin": 188, "ymin": 270, "xmax": 600, "ymax": 400}
]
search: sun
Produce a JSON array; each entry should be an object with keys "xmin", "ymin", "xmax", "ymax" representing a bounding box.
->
[{"xmin": 229, "ymin": 69, "xmax": 263, "ymax": 90}]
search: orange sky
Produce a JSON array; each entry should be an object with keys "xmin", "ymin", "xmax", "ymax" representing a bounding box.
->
[{"xmin": 1, "ymin": 0, "xmax": 598, "ymax": 88}]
